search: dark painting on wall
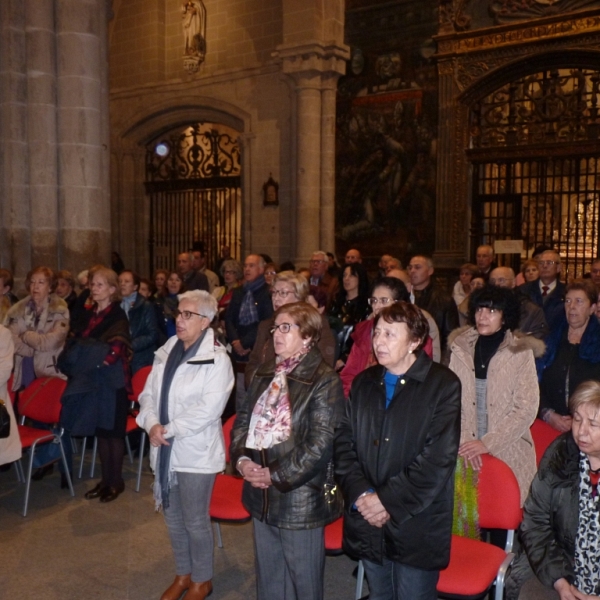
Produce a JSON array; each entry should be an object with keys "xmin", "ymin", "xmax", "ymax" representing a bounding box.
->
[{"xmin": 335, "ymin": 29, "xmax": 439, "ymax": 263}]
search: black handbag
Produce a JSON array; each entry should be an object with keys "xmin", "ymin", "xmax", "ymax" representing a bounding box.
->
[{"xmin": 0, "ymin": 399, "xmax": 11, "ymax": 439}]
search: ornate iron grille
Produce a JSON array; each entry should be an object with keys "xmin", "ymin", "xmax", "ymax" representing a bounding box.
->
[
  {"xmin": 471, "ymin": 157, "xmax": 600, "ymax": 279},
  {"xmin": 145, "ymin": 123, "xmax": 242, "ymax": 272},
  {"xmin": 470, "ymin": 69, "xmax": 600, "ymax": 149}
]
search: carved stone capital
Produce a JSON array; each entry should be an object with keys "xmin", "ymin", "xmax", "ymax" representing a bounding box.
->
[{"xmin": 275, "ymin": 41, "xmax": 350, "ymax": 86}]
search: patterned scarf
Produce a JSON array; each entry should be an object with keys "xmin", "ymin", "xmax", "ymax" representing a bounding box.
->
[
  {"xmin": 574, "ymin": 453, "xmax": 600, "ymax": 595},
  {"xmin": 238, "ymin": 275, "xmax": 265, "ymax": 326},
  {"xmin": 246, "ymin": 352, "xmax": 305, "ymax": 450}
]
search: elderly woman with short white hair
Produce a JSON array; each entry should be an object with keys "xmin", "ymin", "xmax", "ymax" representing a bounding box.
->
[{"xmin": 137, "ymin": 290, "xmax": 234, "ymax": 600}]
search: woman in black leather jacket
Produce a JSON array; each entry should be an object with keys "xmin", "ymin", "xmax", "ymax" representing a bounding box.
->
[{"xmin": 230, "ymin": 302, "xmax": 344, "ymax": 600}]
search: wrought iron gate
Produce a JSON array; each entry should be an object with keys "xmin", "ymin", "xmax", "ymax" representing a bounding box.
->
[
  {"xmin": 468, "ymin": 67, "xmax": 600, "ymax": 279},
  {"xmin": 472, "ymin": 156, "xmax": 600, "ymax": 278},
  {"xmin": 145, "ymin": 123, "xmax": 242, "ymax": 273}
]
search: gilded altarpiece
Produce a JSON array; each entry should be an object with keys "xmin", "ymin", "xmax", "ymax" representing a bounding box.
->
[{"xmin": 435, "ymin": 1, "xmax": 600, "ymax": 274}]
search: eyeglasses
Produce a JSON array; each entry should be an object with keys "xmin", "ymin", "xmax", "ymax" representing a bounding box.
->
[
  {"xmin": 489, "ymin": 277, "xmax": 512, "ymax": 286},
  {"xmin": 271, "ymin": 290, "xmax": 297, "ymax": 299},
  {"xmin": 265, "ymin": 271, "xmax": 277, "ymax": 276},
  {"xmin": 309, "ymin": 259, "xmax": 325, "ymax": 264},
  {"xmin": 270, "ymin": 322, "xmax": 299, "ymax": 334},
  {"xmin": 173, "ymin": 309, "xmax": 207, "ymax": 320},
  {"xmin": 537, "ymin": 260, "xmax": 557, "ymax": 266},
  {"xmin": 368, "ymin": 297, "xmax": 395, "ymax": 306}
]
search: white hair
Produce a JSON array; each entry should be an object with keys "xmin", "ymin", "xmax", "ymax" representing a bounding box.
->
[
  {"xmin": 311, "ymin": 250, "xmax": 328, "ymax": 261},
  {"xmin": 178, "ymin": 290, "xmax": 217, "ymax": 321}
]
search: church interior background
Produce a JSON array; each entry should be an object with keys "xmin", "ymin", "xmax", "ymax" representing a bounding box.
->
[{"xmin": 2, "ymin": 0, "xmax": 600, "ymax": 285}]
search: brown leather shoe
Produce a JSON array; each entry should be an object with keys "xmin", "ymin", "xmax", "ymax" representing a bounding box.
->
[
  {"xmin": 84, "ymin": 482, "xmax": 107, "ymax": 499},
  {"xmin": 99, "ymin": 481, "xmax": 126, "ymax": 503},
  {"xmin": 184, "ymin": 580, "xmax": 212, "ymax": 600},
  {"xmin": 160, "ymin": 574, "xmax": 191, "ymax": 600}
]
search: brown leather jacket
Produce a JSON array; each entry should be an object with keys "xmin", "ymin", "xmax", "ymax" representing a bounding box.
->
[{"xmin": 230, "ymin": 346, "xmax": 344, "ymax": 529}]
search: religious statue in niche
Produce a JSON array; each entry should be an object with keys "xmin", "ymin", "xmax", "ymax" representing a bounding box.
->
[{"xmin": 182, "ymin": 0, "xmax": 207, "ymax": 73}]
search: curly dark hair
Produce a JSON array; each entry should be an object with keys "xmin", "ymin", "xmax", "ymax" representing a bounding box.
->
[
  {"xmin": 374, "ymin": 301, "xmax": 430, "ymax": 352},
  {"xmin": 370, "ymin": 276, "xmax": 410, "ymax": 302},
  {"xmin": 468, "ymin": 285, "xmax": 520, "ymax": 331}
]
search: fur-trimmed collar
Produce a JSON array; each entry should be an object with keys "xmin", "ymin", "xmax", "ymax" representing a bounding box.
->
[
  {"xmin": 6, "ymin": 293, "xmax": 69, "ymax": 319},
  {"xmin": 448, "ymin": 325, "xmax": 546, "ymax": 358}
]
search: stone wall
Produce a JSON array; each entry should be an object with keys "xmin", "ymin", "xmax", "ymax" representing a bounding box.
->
[{"xmin": 109, "ymin": 0, "xmax": 348, "ymax": 275}]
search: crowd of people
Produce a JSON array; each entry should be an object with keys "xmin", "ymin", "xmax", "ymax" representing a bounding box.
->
[{"xmin": 1, "ymin": 243, "xmax": 600, "ymax": 600}]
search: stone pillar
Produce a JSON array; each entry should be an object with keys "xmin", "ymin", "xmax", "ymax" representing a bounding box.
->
[
  {"xmin": 295, "ymin": 73, "xmax": 323, "ymax": 260},
  {"xmin": 278, "ymin": 43, "xmax": 349, "ymax": 265},
  {"xmin": 320, "ymin": 76, "xmax": 338, "ymax": 254},
  {"xmin": 26, "ymin": 0, "xmax": 59, "ymax": 268},
  {"xmin": 56, "ymin": 0, "xmax": 110, "ymax": 273},
  {"xmin": 0, "ymin": 3, "xmax": 30, "ymax": 279}
]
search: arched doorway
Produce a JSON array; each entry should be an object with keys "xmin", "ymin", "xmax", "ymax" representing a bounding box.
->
[
  {"xmin": 144, "ymin": 122, "xmax": 242, "ymax": 272},
  {"xmin": 466, "ymin": 65, "xmax": 600, "ymax": 278}
]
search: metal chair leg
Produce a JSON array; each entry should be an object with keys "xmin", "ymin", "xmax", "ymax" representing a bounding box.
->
[
  {"xmin": 355, "ymin": 560, "xmax": 365, "ymax": 600},
  {"xmin": 135, "ymin": 431, "xmax": 146, "ymax": 492},
  {"xmin": 58, "ymin": 437, "xmax": 75, "ymax": 497},
  {"xmin": 22, "ymin": 443, "xmax": 37, "ymax": 517},
  {"xmin": 125, "ymin": 436, "xmax": 134, "ymax": 464},
  {"xmin": 78, "ymin": 437, "xmax": 87, "ymax": 479},
  {"xmin": 214, "ymin": 522, "xmax": 223, "ymax": 548},
  {"xmin": 90, "ymin": 437, "xmax": 97, "ymax": 478}
]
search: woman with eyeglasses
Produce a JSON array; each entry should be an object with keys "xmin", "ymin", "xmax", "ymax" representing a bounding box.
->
[
  {"xmin": 137, "ymin": 290, "xmax": 234, "ymax": 600},
  {"xmin": 538, "ymin": 279, "xmax": 600, "ymax": 433},
  {"xmin": 339, "ymin": 277, "xmax": 440, "ymax": 398},
  {"xmin": 245, "ymin": 271, "xmax": 336, "ymax": 387},
  {"xmin": 230, "ymin": 301, "xmax": 344, "ymax": 600}
]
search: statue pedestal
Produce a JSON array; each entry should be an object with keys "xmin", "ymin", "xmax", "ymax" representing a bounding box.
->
[{"xmin": 183, "ymin": 54, "xmax": 204, "ymax": 73}]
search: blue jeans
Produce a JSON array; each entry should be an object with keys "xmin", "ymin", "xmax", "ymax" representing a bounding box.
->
[{"xmin": 362, "ymin": 558, "xmax": 439, "ymax": 600}]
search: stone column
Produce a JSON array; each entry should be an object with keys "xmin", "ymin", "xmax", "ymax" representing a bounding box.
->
[
  {"xmin": 320, "ymin": 76, "xmax": 338, "ymax": 253},
  {"xmin": 278, "ymin": 43, "xmax": 349, "ymax": 265},
  {"xmin": 56, "ymin": 0, "xmax": 110, "ymax": 273},
  {"xmin": 295, "ymin": 72, "xmax": 323, "ymax": 260},
  {"xmin": 0, "ymin": 3, "xmax": 30, "ymax": 278},
  {"xmin": 26, "ymin": 0, "xmax": 59, "ymax": 268}
]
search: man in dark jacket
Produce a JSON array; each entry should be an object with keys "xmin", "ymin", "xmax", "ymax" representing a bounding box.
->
[
  {"xmin": 518, "ymin": 250, "xmax": 566, "ymax": 332},
  {"xmin": 408, "ymin": 255, "xmax": 459, "ymax": 355},
  {"xmin": 335, "ymin": 350, "xmax": 461, "ymax": 599},
  {"xmin": 225, "ymin": 254, "xmax": 273, "ymax": 409}
]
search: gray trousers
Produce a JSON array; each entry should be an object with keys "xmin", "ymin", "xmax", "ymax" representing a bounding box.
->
[
  {"xmin": 163, "ymin": 471, "xmax": 216, "ymax": 582},
  {"xmin": 253, "ymin": 518, "xmax": 325, "ymax": 600}
]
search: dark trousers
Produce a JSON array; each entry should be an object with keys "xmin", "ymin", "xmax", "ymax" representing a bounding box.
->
[{"xmin": 362, "ymin": 558, "xmax": 439, "ymax": 600}]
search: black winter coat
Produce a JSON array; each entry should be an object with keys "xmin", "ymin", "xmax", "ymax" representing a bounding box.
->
[
  {"xmin": 229, "ymin": 346, "xmax": 345, "ymax": 529},
  {"xmin": 127, "ymin": 293, "xmax": 159, "ymax": 374},
  {"xmin": 506, "ymin": 433, "xmax": 579, "ymax": 599},
  {"xmin": 334, "ymin": 351, "xmax": 461, "ymax": 570}
]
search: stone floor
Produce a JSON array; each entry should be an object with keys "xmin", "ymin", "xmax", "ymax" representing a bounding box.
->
[{"xmin": 0, "ymin": 455, "xmax": 360, "ymax": 600}]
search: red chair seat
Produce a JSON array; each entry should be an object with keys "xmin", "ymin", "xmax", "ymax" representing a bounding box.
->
[
  {"xmin": 438, "ymin": 535, "xmax": 508, "ymax": 596},
  {"xmin": 209, "ymin": 474, "xmax": 250, "ymax": 521},
  {"xmin": 324, "ymin": 517, "xmax": 344, "ymax": 554},
  {"xmin": 17, "ymin": 425, "xmax": 56, "ymax": 449}
]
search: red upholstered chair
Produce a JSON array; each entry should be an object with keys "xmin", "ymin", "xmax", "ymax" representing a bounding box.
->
[
  {"xmin": 15, "ymin": 377, "xmax": 73, "ymax": 517},
  {"xmin": 530, "ymin": 418, "xmax": 561, "ymax": 467},
  {"xmin": 209, "ymin": 414, "xmax": 251, "ymax": 547},
  {"xmin": 436, "ymin": 454, "xmax": 523, "ymax": 600},
  {"xmin": 324, "ymin": 516, "xmax": 344, "ymax": 555}
]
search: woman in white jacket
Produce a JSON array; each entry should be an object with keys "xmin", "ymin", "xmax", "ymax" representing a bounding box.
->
[{"xmin": 137, "ymin": 290, "xmax": 234, "ymax": 600}]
